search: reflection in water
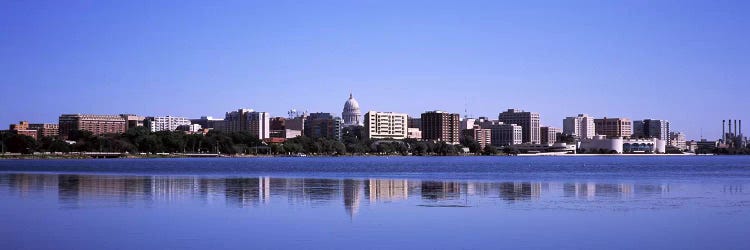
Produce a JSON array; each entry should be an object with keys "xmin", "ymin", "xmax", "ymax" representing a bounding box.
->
[{"xmin": 0, "ymin": 173, "xmax": 692, "ymax": 216}]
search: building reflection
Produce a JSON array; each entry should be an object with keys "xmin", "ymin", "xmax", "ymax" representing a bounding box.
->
[{"xmin": 0, "ymin": 173, "xmax": 681, "ymax": 216}]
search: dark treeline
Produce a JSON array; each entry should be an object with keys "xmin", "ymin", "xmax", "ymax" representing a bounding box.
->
[{"xmin": 0, "ymin": 127, "xmax": 500, "ymax": 156}]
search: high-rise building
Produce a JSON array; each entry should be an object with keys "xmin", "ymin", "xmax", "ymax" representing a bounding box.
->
[
  {"xmin": 633, "ymin": 119, "xmax": 670, "ymax": 141},
  {"xmin": 58, "ymin": 114, "xmax": 127, "ymax": 139},
  {"xmin": 669, "ymin": 132, "xmax": 686, "ymax": 150},
  {"xmin": 342, "ymin": 93, "xmax": 362, "ymax": 127},
  {"xmin": 304, "ymin": 113, "xmax": 342, "ymax": 140},
  {"xmin": 144, "ymin": 116, "xmax": 191, "ymax": 132},
  {"xmin": 498, "ymin": 109, "xmax": 540, "ymax": 144},
  {"xmin": 594, "ymin": 117, "xmax": 632, "ymax": 138},
  {"xmin": 224, "ymin": 109, "xmax": 271, "ymax": 139},
  {"xmin": 540, "ymin": 126, "xmax": 562, "ymax": 145},
  {"xmin": 421, "ymin": 111, "xmax": 460, "ymax": 144},
  {"xmin": 563, "ymin": 114, "xmax": 595, "ymax": 139},
  {"xmin": 463, "ymin": 127, "xmax": 492, "ymax": 150},
  {"xmin": 480, "ymin": 121, "xmax": 522, "ymax": 147},
  {"xmin": 364, "ymin": 111, "xmax": 408, "ymax": 140}
]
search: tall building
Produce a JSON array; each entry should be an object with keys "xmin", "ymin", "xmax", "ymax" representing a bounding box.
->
[
  {"xmin": 633, "ymin": 119, "xmax": 670, "ymax": 141},
  {"xmin": 540, "ymin": 126, "xmax": 562, "ymax": 145},
  {"xmin": 58, "ymin": 114, "xmax": 127, "ymax": 139},
  {"xmin": 463, "ymin": 127, "xmax": 491, "ymax": 150},
  {"xmin": 304, "ymin": 113, "xmax": 342, "ymax": 140},
  {"xmin": 498, "ymin": 109, "xmax": 540, "ymax": 144},
  {"xmin": 563, "ymin": 114, "xmax": 595, "ymax": 139},
  {"xmin": 594, "ymin": 117, "xmax": 632, "ymax": 138},
  {"xmin": 342, "ymin": 93, "xmax": 362, "ymax": 127},
  {"xmin": 669, "ymin": 132, "xmax": 686, "ymax": 150},
  {"xmin": 421, "ymin": 111, "xmax": 460, "ymax": 144},
  {"xmin": 144, "ymin": 116, "xmax": 191, "ymax": 132},
  {"xmin": 364, "ymin": 111, "xmax": 408, "ymax": 140},
  {"xmin": 224, "ymin": 109, "xmax": 271, "ymax": 139},
  {"xmin": 480, "ymin": 121, "xmax": 522, "ymax": 147}
]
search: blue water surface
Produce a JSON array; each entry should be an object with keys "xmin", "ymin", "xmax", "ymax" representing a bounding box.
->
[{"xmin": 1, "ymin": 156, "xmax": 749, "ymax": 250}]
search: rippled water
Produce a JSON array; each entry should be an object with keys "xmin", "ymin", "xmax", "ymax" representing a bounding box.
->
[{"xmin": 1, "ymin": 156, "xmax": 750, "ymax": 249}]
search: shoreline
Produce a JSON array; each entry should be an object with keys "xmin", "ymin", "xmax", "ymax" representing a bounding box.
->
[{"xmin": 0, "ymin": 153, "xmax": 728, "ymax": 160}]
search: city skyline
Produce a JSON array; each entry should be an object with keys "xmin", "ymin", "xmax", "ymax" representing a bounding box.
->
[{"xmin": 2, "ymin": 1, "xmax": 749, "ymax": 140}]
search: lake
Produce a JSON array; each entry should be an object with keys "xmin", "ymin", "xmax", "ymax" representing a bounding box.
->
[{"xmin": 1, "ymin": 156, "xmax": 749, "ymax": 249}]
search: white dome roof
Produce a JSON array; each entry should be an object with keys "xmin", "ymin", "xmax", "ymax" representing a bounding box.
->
[{"xmin": 343, "ymin": 93, "xmax": 360, "ymax": 112}]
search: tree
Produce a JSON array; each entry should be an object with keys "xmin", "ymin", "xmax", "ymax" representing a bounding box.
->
[
  {"xmin": 483, "ymin": 145, "xmax": 498, "ymax": 155},
  {"xmin": 3, "ymin": 134, "xmax": 37, "ymax": 154}
]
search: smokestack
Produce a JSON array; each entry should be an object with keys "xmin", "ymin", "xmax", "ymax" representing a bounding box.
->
[
  {"xmin": 723, "ymin": 120, "xmax": 726, "ymax": 142},
  {"xmin": 729, "ymin": 120, "xmax": 733, "ymax": 136},
  {"xmin": 736, "ymin": 120, "xmax": 739, "ymax": 138},
  {"xmin": 740, "ymin": 120, "xmax": 743, "ymax": 137}
]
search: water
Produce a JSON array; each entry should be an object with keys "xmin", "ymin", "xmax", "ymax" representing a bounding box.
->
[{"xmin": 1, "ymin": 156, "xmax": 749, "ymax": 250}]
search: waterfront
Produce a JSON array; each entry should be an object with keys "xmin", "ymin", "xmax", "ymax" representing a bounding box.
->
[{"xmin": 1, "ymin": 157, "xmax": 750, "ymax": 249}]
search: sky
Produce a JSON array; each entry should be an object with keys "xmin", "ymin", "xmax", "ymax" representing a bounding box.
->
[{"xmin": 1, "ymin": 1, "xmax": 748, "ymax": 140}]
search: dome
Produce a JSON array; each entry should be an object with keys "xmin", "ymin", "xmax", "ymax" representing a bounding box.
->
[
  {"xmin": 342, "ymin": 93, "xmax": 362, "ymax": 126},
  {"xmin": 343, "ymin": 93, "xmax": 360, "ymax": 112}
]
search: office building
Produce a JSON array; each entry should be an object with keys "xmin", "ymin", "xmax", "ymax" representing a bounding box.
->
[
  {"xmin": 633, "ymin": 119, "xmax": 670, "ymax": 141},
  {"xmin": 563, "ymin": 114, "xmax": 595, "ymax": 139},
  {"xmin": 421, "ymin": 111, "xmax": 460, "ymax": 144},
  {"xmin": 480, "ymin": 121, "xmax": 522, "ymax": 147},
  {"xmin": 119, "ymin": 114, "xmax": 145, "ymax": 130},
  {"xmin": 407, "ymin": 128, "xmax": 422, "ymax": 140},
  {"xmin": 304, "ymin": 113, "xmax": 342, "ymax": 140},
  {"xmin": 28, "ymin": 123, "xmax": 59, "ymax": 138},
  {"xmin": 144, "ymin": 116, "xmax": 191, "ymax": 132},
  {"xmin": 364, "ymin": 111, "xmax": 408, "ymax": 140},
  {"xmin": 463, "ymin": 127, "xmax": 491, "ymax": 150},
  {"xmin": 58, "ymin": 114, "xmax": 127, "ymax": 139},
  {"xmin": 594, "ymin": 117, "xmax": 633, "ymax": 138},
  {"xmin": 190, "ymin": 116, "xmax": 224, "ymax": 130},
  {"xmin": 407, "ymin": 117, "xmax": 422, "ymax": 129},
  {"xmin": 8, "ymin": 121, "xmax": 38, "ymax": 139},
  {"xmin": 669, "ymin": 132, "xmax": 687, "ymax": 150},
  {"xmin": 540, "ymin": 126, "xmax": 562, "ymax": 145},
  {"xmin": 498, "ymin": 109, "xmax": 540, "ymax": 144}
]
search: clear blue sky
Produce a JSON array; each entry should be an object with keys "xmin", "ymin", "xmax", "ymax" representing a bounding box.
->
[{"xmin": 1, "ymin": 1, "xmax": 748, "ymax": 140}]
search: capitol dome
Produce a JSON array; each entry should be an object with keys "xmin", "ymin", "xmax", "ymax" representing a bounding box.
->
[{"xmin": 342, "ymin": 93, "xmax": 362, "ymax": 126}]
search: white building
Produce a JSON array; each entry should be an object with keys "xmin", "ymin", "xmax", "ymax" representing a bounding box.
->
[
  {"xmin": 224, "ymin": 109, "xmax": 271, "ymax": 139},
  {"xmin": 563, "ymin": 114, "xmax": 595, "ymax": 139},
  {"xmin": 669, "ymin": 132, "xmax": 686, "ymax": 150},
  {"xmin": 579, "ymin": 135, "xmax": 666, "ymax": 154},
  {"xmin": 364, "ymin": 111, "xmax": 408, "ymax": 140},
  {"xmin": 407, "ymin": 128, "xmax": 422, "ymax": 140},
  {"xmin": 342, "ymin": 93, "xmax": 362, "ymax": 127},
  {"xmin": 145, "ymin": 116, "xmax": 192, "ymax": 132}
]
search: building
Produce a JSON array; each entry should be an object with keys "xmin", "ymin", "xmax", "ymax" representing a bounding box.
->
[
  {"xmin": 190, "ymin": 116, "xmax": 224, "ymax": 130},
  {"xmin": 421, "ymin": 111, "xmax": 460, "ymax": 144},
  {"xmin": 594, "ymin": 117, "xmax": 633, "ymax": 138},
  {"xmin": 176, "ymin": 124, "xmax": 203, "ymax": 133},
  {"xmin": 364, "ymin": 111, "xmax": 408, "ymax": 140},
  {"xmin": 480, "ymin": 121, "xmax": 522, "ymax": 147},
  {"xmin": 463, "ymin": 127, "xmax": 491, "ymax": 150},
  {"xmin": 579, "ymin": 135, "xmax": 666, "ymax": 154},
  {"xmin": 563, "ymin": 114, "xmax": 595, "ymax": 139},
  {"xmin": 304, "ymin": 113, "xmax": 342, "ymax": 140},
  {"xmin": 119, "ymin": 114, "xmax": 145, "ymax": 130},
  {"xmin": 58, "ymin": 114, "xmax": 127, "ymax": 139},
  {"xmin": 633, "ymin": 119, "xmax": 670, "ymax": 141},
  {"xmin": 342, "ymin": 93, "xmax": 362, "ymax": 127},
  {"xmin": 668, "ymin": 132, "xmax": 686, "ymax": 150},
  {"xmin": 8, "ymin": 121, "xmax": 38, "ymax": 139},
  {"xmin": 540, "ymin": 126, "xmax": 562, "ymax": 145},
  {"xmin": 407, "ymin": 117, "xmax": 422, "ymax": 129},
  {"xmin": 407, "ymin": 128, "xmax": 422, "ymax": 140},
  {"xmin": 460, "ymin": 118, "xmax": 476, "ymax": 130},
  {"xmin": 224, "ymin": 109, "xmax": 271, "ymax": 139},
  {"xmin": 28, "ymin": 123, "xmax": 59, "ymax": 138},
  {"xmin": 144, "ymin": 116, "xmax": 191, "ymax": 132},
  {"xmin": 498, "ymin": 109, "xmax": 540, "ymax": 144}
]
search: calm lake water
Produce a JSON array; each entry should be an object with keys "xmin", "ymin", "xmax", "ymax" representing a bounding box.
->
[{"xmin": 1, "ymin": 156, "xmax": 749, "ymax": 250}]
